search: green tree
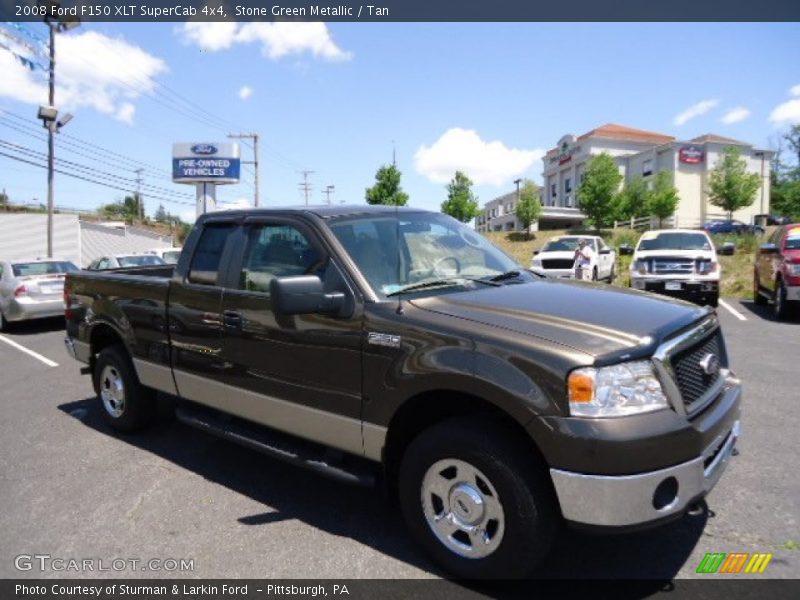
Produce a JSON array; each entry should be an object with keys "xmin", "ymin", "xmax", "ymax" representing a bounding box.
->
[
  {"xmin": 771, "ymin": 125, "xmax": 800, "ymax": 219},
  {"xmin": 577, "ymin": 153, "xmax": 623, "ymax": 229},
  {"xmin": 365, "ymin": 164, "xmax": 409, "ymax": 206},
  {"xmin": 100, "ymin": 195, "xmax": 140, "ymax": 221},
  {"xmin": 514, "ymin": 180, "xmax": 542, "ymax": 239},
  {"xmin": 154, "ymin": 203, "xmax": 168, "ymax": 223},
  {"xmin": 614, "ymin": 177, "xmax": 650, "ymax": 222},
  {"xmin": 647, "ymin": 172, "xmax": 680, "ymax": 227},
  {"xmin": 708, "ymin": 146, "xmax": 761, "ymax": 220},
  {"xmin": 0, "ymin": 190, "xmax": 8, "ymax": 207},
  {"xmin": 441, "ymin": 171, "xmax": 479, "ymax": 222}
]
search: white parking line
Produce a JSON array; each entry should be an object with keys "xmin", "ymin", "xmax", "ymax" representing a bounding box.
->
[
  {"xmin": 0, "ymin": 334, "xmax": 59, "ymax": 367},
  {"xmin": 718, "ymin": 299, "xmax": 748, "ymax": 322}
]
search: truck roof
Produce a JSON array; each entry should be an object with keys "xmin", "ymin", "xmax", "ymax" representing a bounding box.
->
[{"xmin": 201, "ymin": 204, "xmax": 427, "ymax": 222}]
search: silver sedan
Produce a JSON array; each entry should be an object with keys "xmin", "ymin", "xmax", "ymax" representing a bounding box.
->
[{"xmin": 0, "ymin": 259, "xmax": 79, "ymax": 331}]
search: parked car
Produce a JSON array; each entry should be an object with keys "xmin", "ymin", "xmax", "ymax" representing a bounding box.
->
[
  {"xmin": 65, "ymin": 206, "xmax": 740, "ymax": 579},
  {"xmin": 630, "ymin": 229, "xmax": 720, "ymax": 307},
  {"xmin": 704, "ymin": 219, "xmax": 765, "ymax": 236},
  {"xmin": 87, "ymin": 254, "xmax": 167, "ymax": 270},
  {"xmin": 755, "ymin": 214, "xmax": 792, "ymax": 226},
  {"xmin": 0, "ymin": 258, "xmax": 79, "ymax": 330},
  {"xmin": 754, "ymin": 223, "xmax": 800, "ymax": 319},
  {"xmin": 530, "ymin": 235, "xmax": 616, "ymax": 281},
  {"xmin": 146, "ymin": 247, "xmax": 182, "ymax": 265}
]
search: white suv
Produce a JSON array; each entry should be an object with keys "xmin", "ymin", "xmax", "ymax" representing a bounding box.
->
[
  {"xmin": 629, "ymin": 229, "xmax": 720, "ymax": 307},
  {"xmin": 531, "ymin": 235, "xmax": 616, "ymax": 281}
]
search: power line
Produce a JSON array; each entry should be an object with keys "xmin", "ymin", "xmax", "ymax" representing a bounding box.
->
[{"xmin": 298, "ymin": 170, "xmax": 314, "ymax": 206}]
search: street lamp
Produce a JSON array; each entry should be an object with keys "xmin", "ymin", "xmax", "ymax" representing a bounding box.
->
[{"xmin": 36, "ymin": 0, "xmax": 79, "ymax": 258}]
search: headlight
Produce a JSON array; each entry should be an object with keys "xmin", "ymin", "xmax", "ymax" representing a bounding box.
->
[
  {"xmin": 632, "ymin": 259, "xmax": 649, "ymax": 275},
  {"xmin": 532, "ymin": 259, "xmax": 542, "ymax": 268},
  {"xmin": 697, "ymin": 260, "xmax": 718, "ymax": 274},
  {"xmin": 567, "ymin": 360, "xmax": 669, "ymax": 417},
  {"xmin": 787, "ymin": 263, "xmax": 800, "ymax": 277}
]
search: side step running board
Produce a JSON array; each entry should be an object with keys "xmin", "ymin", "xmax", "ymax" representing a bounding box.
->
[{"xmin": 175, "ymin": 403, "xmax": 377, "ymax": 487}]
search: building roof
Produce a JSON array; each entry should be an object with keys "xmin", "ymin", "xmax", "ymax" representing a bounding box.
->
[
  {"xmin": 546, "ymin": 123, "xmax": 675, "ymax": 156},
  {"xmin": 689, "ymin": 133, "xmax": 751, "ymax": 146}
]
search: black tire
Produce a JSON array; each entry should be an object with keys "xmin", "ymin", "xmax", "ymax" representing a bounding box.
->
[
  {"xmin": 0, "ymin": 310, "xmax": 8, "ymax": 332},
  {"xmin": 398, "ymin": 416, "xmax": 557, "ymax": 579},
  {"xmin": 94, "ymin": 344, "xmax": 156, "ymax": 432},
  {"xmin": 708, "ymin": 292, "xmax": 719, "ymax": 308},
  {"xmin": 774, "ymin": 278, "xmax": 789, "ymax": 321},
  {"xmin": 608, "ymin": 265, "xmax": 616, "ymax": 282},
  {"xmin": 753, "ymin": 272, "xmax": 767, "ymax": 306}
]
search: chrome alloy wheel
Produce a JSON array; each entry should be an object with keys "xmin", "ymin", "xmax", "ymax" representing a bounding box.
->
[
  {"xmin": 421, "ymin": 458, "xmax": 505, "ymax": 559},
  {"xmin": 100, "ymin": 365, "xmax": 125, "ymax": 418}
]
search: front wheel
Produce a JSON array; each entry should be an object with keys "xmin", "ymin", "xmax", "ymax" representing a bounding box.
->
[
  {"xmin": 398, "ymin": 417, "xmax": 556, "ymax": 579},
  {"xmin": 0, "ymin": 310, "xmax": 8, "ymax": 332},
  {"xmin": 708, "ymin": 292, "xmax": 719, "ymax": 308},
  {"xmin": 94, "ymin": 345, "xmax": 156, "ymax": 432}
]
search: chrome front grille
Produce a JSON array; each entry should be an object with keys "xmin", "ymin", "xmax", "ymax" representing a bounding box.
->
[
  {"xmin": 671, "ymin": 331, "xmax": 724, "ymax": 409},
  {"xmin": 652, "ymin": 258, "xmax": 695, "ymax": 275}
]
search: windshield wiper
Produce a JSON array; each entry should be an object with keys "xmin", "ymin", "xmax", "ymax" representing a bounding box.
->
[
  {"xmin": 486, "ymin": 270, "xmax": 524, "ymax": 283},
  {"xmin": 386, "ymin": 276, "xmax": 500, "ymax": 297}
]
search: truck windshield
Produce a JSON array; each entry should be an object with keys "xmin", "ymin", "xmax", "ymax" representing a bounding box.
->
[
  {"xmin": 541, "ymin": 238, "xmax": 581, "ymax": 252},
  {"xmin": 638, "ymin": 232, "xmax": 711, "ymax": 251},
  {"xmin": 328, "ymin": 211, "xmax": 530, "ymax": 298}
]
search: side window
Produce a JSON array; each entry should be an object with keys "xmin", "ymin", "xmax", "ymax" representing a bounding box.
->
[
  {"xmin": 188, "ymin": 224, "xmax": 236, "ymax": 286},
  {"xmin": 239, "ymin": 224, "xmax": 324, "ymax": 293},
  {"xmin": 98, "ymin": 259, "xmax": 110, "ymax": 270}
]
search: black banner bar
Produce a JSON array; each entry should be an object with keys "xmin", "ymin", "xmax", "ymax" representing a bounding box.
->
[{"xmin": 2, "ymin": 0, "xmax": 800, "ymax": 22}]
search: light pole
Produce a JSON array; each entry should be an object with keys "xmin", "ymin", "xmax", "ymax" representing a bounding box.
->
[
  {"xmin": 37, "ymin": 1, "xmax": 79, "ymax": 257},
  {"xmin": 754, "ymin": 151, "xmax": 766, "ymax": 219}
]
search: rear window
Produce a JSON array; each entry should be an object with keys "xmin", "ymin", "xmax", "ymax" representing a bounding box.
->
[
  {"xmin": 117, "ymin": 255, "xmax": 166, "ymax": 267},
  {"xmin": 638, "ymin": 232, "xmax": 711, "ymax": 251},
  {"xmin": 12, "ymin": 261, "xmax": 79, "ymax": 277}
]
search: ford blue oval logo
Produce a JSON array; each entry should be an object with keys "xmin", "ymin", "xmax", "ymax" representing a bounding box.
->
[{"xmin": 191, "ymin": 144, "xmax": 217, "ymax": 155}]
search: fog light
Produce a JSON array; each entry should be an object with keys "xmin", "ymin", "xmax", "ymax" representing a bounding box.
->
[{"xmin": 653, "ymin": 476, "xmax": 678, "ymax": 510}]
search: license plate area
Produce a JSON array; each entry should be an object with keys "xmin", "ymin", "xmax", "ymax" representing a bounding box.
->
[{"xmin": 665, "ymin": 281, "xmax": 683, "ymax": 291}]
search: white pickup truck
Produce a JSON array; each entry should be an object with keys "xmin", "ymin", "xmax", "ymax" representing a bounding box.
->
[
  {"xmin": 530, "ymin": 235, "xmax": 616, "ymax": 281},
  {"xmin": 629, "ymin": 229, "xmax": 720, "ymax": 307}
]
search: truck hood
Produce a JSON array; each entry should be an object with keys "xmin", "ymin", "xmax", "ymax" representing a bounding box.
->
[
  {"xmin": 634, "ymin": 249, "xmax": 716, "ymax": 261},
  {"xmin": 410, "ymin": 279, "xmax": 710, "ymax": 359}
]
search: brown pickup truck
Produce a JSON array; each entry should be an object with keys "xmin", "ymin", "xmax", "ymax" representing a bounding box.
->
[{"xmin": 64, "ymin": 206, "xmax": 741, "ymax": 578}]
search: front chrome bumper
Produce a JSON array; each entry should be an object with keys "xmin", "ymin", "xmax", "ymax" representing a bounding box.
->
[{"xmin": 550, "ymin": 418, "xmax": 740, "ymax": 528}]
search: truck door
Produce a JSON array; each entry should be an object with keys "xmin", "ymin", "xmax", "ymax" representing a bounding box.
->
[
  {"xmin": 215, "ymin": 216, "xmax": 364, "ymax": 457},
  {"xmin": 169, "ymin": 221, "xmax": 239, "ymax": 393}
]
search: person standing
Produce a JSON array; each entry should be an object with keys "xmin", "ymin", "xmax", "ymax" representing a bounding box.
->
[{"xmin": 573, "ymin": 238, "xmax": 595, "ymax": 281}]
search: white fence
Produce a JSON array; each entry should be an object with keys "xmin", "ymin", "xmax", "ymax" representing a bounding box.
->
[
  {"xmin": 612, "ymin": 215, "xmax": 709, "ymax": 231},
  {"xmin": 0, "ymin": 214, "xmax": 174, "ymax": 267}
]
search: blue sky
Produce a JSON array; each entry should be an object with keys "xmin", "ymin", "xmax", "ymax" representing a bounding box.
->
[{"xmin": 1, "ymin": 22, "xmax": 799, "ymax": 222}]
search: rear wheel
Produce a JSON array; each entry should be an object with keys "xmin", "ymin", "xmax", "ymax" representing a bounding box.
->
[
  {"xmin": 774, "ymin": 278, "xmax": 789, "ymax": 320},
  {"xmin": 94, "ymin": 345, "xmax": 156, "ymax": 432},
  {"xmin": 0, "ymin": 310, "xmax": 7, "ymax": 332},
  {"xmin": 608, "ymin": 265, "xmax": 616, "ymax": 282},
  {"xmin": 398, "ymin": 417, "xmax": 556, "ymax": 579}
]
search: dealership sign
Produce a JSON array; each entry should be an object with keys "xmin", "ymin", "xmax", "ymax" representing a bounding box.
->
[
  {"xmin": 172, "ymin": 142, "xmax": 240, "ymax": 184},
  {"xmin": 679, "ymin": 145, "xmax": 704, "ymax": 164}
]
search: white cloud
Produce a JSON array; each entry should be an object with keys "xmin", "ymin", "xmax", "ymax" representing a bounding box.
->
[
  {"xmin": 179, "ymin": 22, "xmax": 351, "ymax": 61},
  {"xmin": 238, "ymin": 85, "xmax": 253, "ymax": 100},
  {"xmin": 769, "ymin": 84, "xmax": 800, "ymax": 126},
  {"xmin": 673, "ymin": 99, "xmax": 720, "ymax": 126},
  {"xmin": 414, "ymin": 128, "xmax": 544, "ymax": 187},
  {"xmin": 720, "ymin": 106, "xmax": 750, "ymax": 124},
  {"xmin": 0, "ymin": 31, "xmax": 166, "ymax": 125}
]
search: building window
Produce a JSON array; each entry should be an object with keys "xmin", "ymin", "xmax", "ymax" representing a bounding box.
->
[
  {"xmin": 643, "ymin": 159, "xmax": 653, "ymax": 177},
  {"xmin": 551, "ymin": 183, "xmax": 557, "ymax": 198},
  {"xmin": 564, "ymin": 178, "xmax": 572, "ymax": 194}
]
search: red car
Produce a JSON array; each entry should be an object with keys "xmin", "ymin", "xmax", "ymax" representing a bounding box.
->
[{"xmin": 754, "ymin": 223, "xmax": 800, "ymax": 319}]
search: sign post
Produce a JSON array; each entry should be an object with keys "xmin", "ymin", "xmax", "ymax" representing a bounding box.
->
[{"xmin": 172, "ymin": 142, "xmax": 241, "ymax": 218}]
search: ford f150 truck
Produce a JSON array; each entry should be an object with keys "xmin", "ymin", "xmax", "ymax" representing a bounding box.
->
[
  {"xmin": 754, "ymin": 223, "xmax": 800, "ymax": 319},
  {"xmin": 64, "ymin": 206, "xmax": 741, "ymax": 579}
]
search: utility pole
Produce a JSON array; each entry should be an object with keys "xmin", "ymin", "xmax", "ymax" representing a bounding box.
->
[
  {"xmin": 134, "ymin": 168, "xmax": 144, "ymax": 220},
  {"xmin": 228, "ymin": 133, "xmax": 260, "ymax": 206},
  {"xmin": 392, "ymin": 140, "xmax": 396, "ymax": 167},
  {"xmin": 298, "ymin": 170, "xmax": 314, "ymax": 206},
  {"xmin": 323, "ymin": 185, "xmax": 335, "ymax": 205}
]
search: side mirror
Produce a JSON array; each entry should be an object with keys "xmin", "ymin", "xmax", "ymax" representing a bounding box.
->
[
  {"xmin": 270, "ymin": 275, "xmax": 346, "ymax": 316},
  {"xmin": 719, "ymin": 242, "xmax": 736, "ymax": 256},
  {"xmin": 532, "ymin": 250, "xmax": 540, "ymax": 256},
  {"xmin": 618, "ymin": 244, "xmax": 634, "ymax": 256},
  {"xmin": 759, "ymin": 243, "xmax": 779, "ymax": 255}
]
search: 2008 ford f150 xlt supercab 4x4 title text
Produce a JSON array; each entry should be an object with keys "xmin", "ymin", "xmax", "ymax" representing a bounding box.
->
[{"xmin": 64, "ymin": 206, "xmax": 741, "ymax": 578}]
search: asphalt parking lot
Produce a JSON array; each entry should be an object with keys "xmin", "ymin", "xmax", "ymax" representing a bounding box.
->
[{"xmin": 0, "ymin": 300, "xmax": 798, "ymax": 580}]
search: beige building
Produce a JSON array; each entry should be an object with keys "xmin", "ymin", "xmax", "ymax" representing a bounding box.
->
[
  {"xmin": 475, "ymin": 188, "xmax": 586, "ymax": 233},
  {"xmin": 542, "ymin": 123, "xmax": 774, "ymax": 228}
]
